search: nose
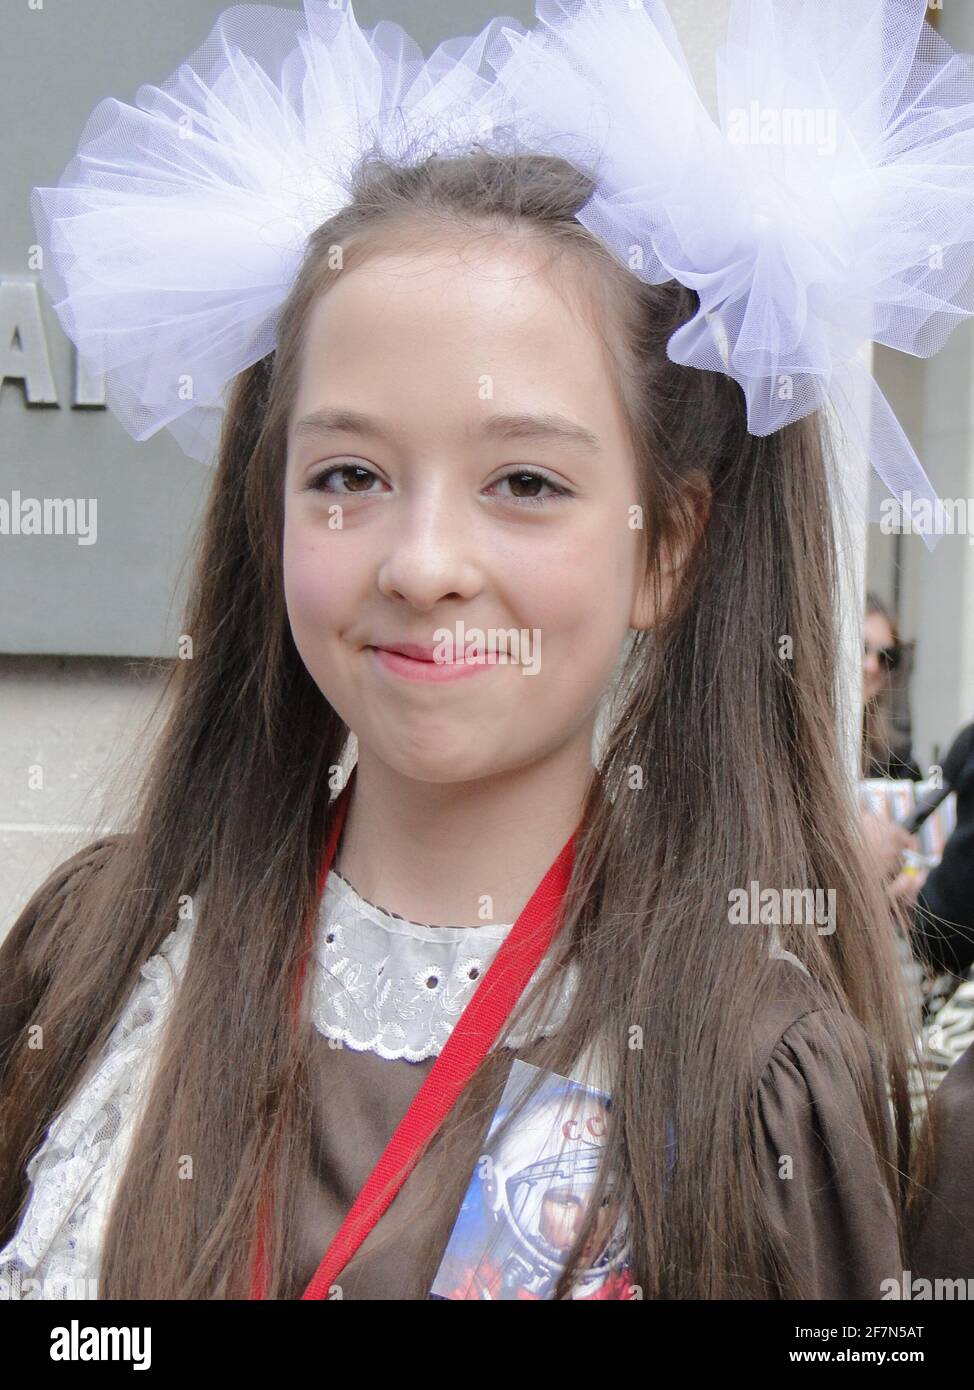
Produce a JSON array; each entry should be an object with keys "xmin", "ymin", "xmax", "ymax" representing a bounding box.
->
[{"xmin": 375, "ymin": 478, "xmax": 485, "ymax": 611}]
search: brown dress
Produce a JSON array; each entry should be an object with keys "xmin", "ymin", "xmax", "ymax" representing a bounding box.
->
[
  {"xmin": 908, "ymin": 1037, "xmax": 974, "ymax": 1282},
  {"xmin": 0, "ymin": 838, "xmax": 905, "ymax": 1299}
]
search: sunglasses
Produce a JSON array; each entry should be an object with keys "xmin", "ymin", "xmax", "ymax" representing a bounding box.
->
[{"xmin": 864, "ymin": 642, "xmax": 900, "ymax": 671}]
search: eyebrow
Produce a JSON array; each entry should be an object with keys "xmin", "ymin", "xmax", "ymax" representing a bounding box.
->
[{"xmin": 290, "ymin": 407, "xmax": 601, "ymax": 453}]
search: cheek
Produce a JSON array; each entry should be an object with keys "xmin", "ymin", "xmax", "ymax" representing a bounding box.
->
[
  {"xmin": 282, "ymin": 522, "xmax": 349, "ymax": 643},
  {"xmin": 517, "ymin": 523, "xmax": 640, "ymax": 659}
]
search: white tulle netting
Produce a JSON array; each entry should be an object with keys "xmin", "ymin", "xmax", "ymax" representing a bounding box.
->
[
  {"xmin": 29, "ymin": 0, "xmax": 974, "ymax": 543},
  {"xmin": 484, "ymin": 0, "xmax": 974, "ymax": 543},
  {"xmin": 30, "ymin": 0, "xmax": 518, "ymax": 467}
]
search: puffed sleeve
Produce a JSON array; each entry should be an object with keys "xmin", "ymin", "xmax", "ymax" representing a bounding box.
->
[
  {"xmin": 755, "ymin": 1009, "xmax": 904, "ymax": 1299},
  {"xmin": 908, "ymin": 1038, "xmax": 974, "ymax": 1280},
  {"xmin": 0, "ymin": 837, "xmax": 122, "ymax": 1079}
]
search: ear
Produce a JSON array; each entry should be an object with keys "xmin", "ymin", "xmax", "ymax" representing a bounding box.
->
[{"xmin": 629, "ymin": 474, "xmax": 711, "ymax": 631}]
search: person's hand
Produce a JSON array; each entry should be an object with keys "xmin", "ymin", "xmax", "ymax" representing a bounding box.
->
[
  {"xmin": 861, "ymin": 810, "xmax": 917, "ymax": 882},
  {"xmin": 889, "ymin": 866, "xmax": 928, "ymax": 910}
]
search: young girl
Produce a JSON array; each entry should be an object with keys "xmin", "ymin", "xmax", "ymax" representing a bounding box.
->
[{"xmin": 2, "ymin": 0, "xmax": 966, "ymax": 1301}]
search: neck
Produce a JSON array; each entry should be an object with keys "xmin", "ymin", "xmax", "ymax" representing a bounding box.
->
[{"xmin": 334, "ymin": 730, "xmax": 595, "ymax": 927}]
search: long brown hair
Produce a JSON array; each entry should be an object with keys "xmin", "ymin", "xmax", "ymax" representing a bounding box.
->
[{"xmin": 1, "ymin": 148, "xmax": 922, "ymax": 1298}]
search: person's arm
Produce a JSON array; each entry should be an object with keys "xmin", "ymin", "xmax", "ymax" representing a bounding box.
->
[
  {"xmin": 913, "ymin": 750, "xmax": 974, "ymax": 979},
  {"xmin": 755, "ymin": 1009, "xmax": 903, "ymax": 1299}
]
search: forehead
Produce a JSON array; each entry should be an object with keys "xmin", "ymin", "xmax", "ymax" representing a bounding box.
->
[
  {"xmin": 861, "ymin": 614, "xmax": 894, "ymax": 636},
  {"xmin": 290, "ymin": 243, "xmax": 623, "ymax": 433},
  {"xmin": 864, "ymin": 611, "xmax": 893, "ymax": 639}
]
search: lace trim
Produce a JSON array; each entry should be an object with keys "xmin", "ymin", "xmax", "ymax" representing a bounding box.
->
[
  {"xmin": 0, "ymin": 921, "xmax": 192, "ymax": 1299},
  {"xmin": 0, "ymin": 870, "xmax": 576, "ymax": 1297},
  {"xmin": 330, "ymin": 866, "xmax": 507, "ymax": 932},
  {"xmin": 312, "ymin": 869, "xmax": 532, "ymax": 1061}
]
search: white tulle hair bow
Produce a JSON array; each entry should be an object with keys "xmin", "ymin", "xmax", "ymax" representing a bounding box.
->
[
  {"xmin": 31, "ymin": 0, "xmax": 974, "ymax": 551},
  {"xmin": 30, "ymin": 0, "xmax": 514, "ymax": 467},
  {"xmin": 486, "ymin": 0, "xmax": 974, "ymax": 548}
]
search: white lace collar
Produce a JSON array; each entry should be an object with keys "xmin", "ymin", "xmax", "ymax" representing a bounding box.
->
[
  {"xmin": 312, "ymin": 870, "xmax": 577, "ymax": 1061},
  {"xmin": 0, "ymin": 869, "xmax": 578, "ymax": 1299}
]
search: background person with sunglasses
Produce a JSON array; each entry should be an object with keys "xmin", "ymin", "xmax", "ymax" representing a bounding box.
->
[
  {"xmin": 862, "ymin": 592, "xmax": 923, "ymax": 781},
  {"xmin": 859, "ymin": 594, "xmax": 926, "ymax": 919}
]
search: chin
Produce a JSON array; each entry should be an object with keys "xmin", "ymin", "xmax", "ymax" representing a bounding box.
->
[{"xmin": 368, "ymin": 734, "xmax": 515, "ymax": 787}]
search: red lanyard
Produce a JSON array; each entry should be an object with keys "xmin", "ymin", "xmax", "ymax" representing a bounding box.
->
[{"xmin": 248, "ymin": 771, "xmax": 577, "ymax": 1300}]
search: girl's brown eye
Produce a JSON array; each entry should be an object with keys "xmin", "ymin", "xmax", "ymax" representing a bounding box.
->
[
  {"xmin": 508, "ymin": 472, "xmax": 545, "ymax": 498},
  {"xmin": 308, "ymin": 464, "xmax": 570, "ymax": 504},
  {"xmin": 312, "ymin": 464, "xmax": 380, "ymax": 493},
  {"xmin": 488, "ymin": 469, "xmax": 571, "ymax": 506}
]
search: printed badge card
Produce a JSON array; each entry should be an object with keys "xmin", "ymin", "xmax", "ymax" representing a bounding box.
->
[{"xmin": 429, "ymin": 1059, "xmax": 633, "ymax": 1300}]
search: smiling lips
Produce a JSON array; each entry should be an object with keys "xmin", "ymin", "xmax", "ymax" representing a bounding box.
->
[{"xmin": 366, "ymin": 641, "xmax": 503, "ymax": 683}]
